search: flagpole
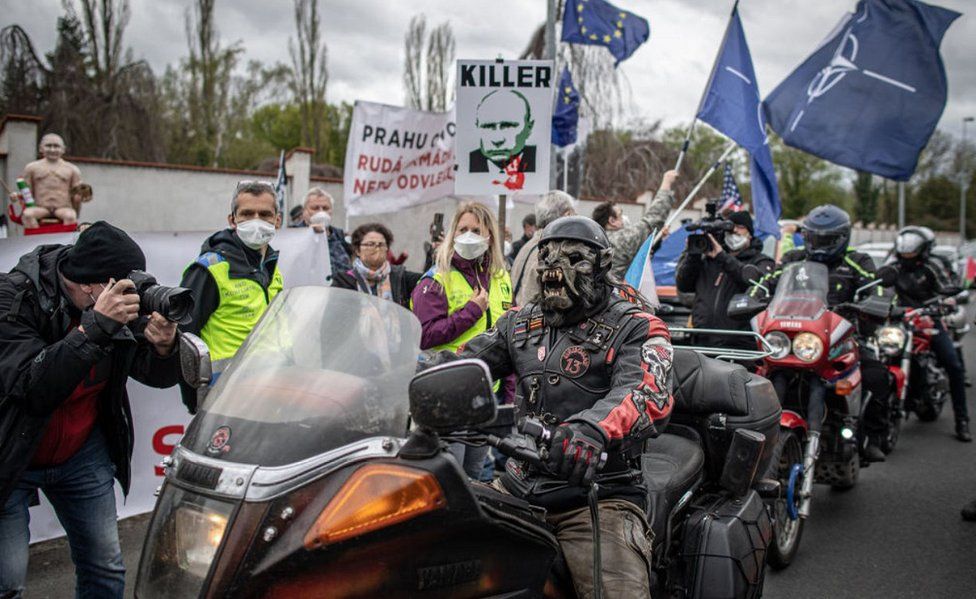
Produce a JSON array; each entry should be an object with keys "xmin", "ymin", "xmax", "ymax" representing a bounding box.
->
[
  {"xmin": 653, "ymin": 141, "xmax": 738, "ymax": 247},
  {"xmin": 672, "ymin": 0, "xmax": 740, "ymax": 173}
]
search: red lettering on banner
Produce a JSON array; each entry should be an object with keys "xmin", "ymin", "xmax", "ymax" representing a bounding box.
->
[
  {"xmin": 153, "ymin": 425, "xmax": 185, "ymax": 476},
  {"xmin": 357, "ymin": 154, "xmax": 368, "ymax": 169}
]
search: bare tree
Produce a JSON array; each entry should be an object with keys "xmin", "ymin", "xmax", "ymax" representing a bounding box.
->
[
  {"xmin": 403, "ymin": 15, "xmax": 425, "ymax": 110},
  {"xmin": 184, "ymin": 0, "xmax": 241, "ymax": 166},
  {"xmin": 403, "ymin": 14, "xmax": 455, "ymax": 112},
  {"xmin": 289, "ymin": 0, "xmax": 328, "ymax": 152}
]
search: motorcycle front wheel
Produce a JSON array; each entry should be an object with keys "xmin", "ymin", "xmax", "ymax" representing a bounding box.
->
[
  {"xmin": 882, "ymin": 402, "xmax": 902, "ymax": 455},
  {"xmin": 766, "ymin": 429, "xmax": 805, "ymax": 570}
]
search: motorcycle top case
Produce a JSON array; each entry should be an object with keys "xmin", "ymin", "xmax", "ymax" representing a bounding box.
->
[
  {"xmin": 669, "ymin": 350, "xmax": 781, "ymax": 480},
  {"xmin": 680, "ymin": 490, "xmax": 772, "ymax": 599}
]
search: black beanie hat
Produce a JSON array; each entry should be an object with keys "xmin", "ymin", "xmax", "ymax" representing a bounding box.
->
[
  {"xmin": 727, "ymin": 211, "xmax": 754, "ymax": 236},
  {"xmin": 61, "ymin": 221, "xmax": 146, "ymax": 284}
]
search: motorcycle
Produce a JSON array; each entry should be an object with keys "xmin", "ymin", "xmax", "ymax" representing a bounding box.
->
[
  {"xmin": 136, "ymin": 287, "xmax": 781, "ymax": 598},
  {"xmin": 728, "ymin": 261, "xmax": 894, "ymax": 570},
  {"xmin": 886, "ymin": 298, "xmax": 954, "ymax": 422}
]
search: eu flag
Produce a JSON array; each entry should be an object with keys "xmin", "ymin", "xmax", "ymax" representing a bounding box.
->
[
  {"xmin": 764, "ymin": 0, "xmax": 960, "ymax": 181},
  {"xmin": 552, "ymin": 67, "xmax": 581, "ymax": 147},
  {"xmin": 697, "ymin": 7, "xmax": 781, "ymax": 239},
  {"xmin": 562, "ymin": 0, "xmax": 650, "ymax": 66}
]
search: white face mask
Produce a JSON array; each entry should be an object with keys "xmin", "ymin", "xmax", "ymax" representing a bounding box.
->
[
  {"xmin": 236, "ymin": 219, "xmax": 276, "ymax": 250},
  {"xmin": 309, "ymin": 210, "xmax": 331, "ymax": 228},
  {"xmin": 725, "ymin": 232, "xmax": 750, "ymax": 252},
  {"xmin": 454, "ymin": 231, "xmax": 490, "ymax": 261},
  {"xmin": 621, "ymin": 214, "xmax": 632, "ymax": 227},
  {"xmin": 504, "ymin": 240, "xmax": 513, "ymax": 256}
]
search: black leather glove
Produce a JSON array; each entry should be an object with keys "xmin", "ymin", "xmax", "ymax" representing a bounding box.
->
[{"xmin": 546, "ymin": 423, "xmax": 606, "ymax": 486}]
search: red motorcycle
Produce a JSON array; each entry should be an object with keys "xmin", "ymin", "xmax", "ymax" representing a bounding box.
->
[
  {"xmin": 874, "ymin": 299, "xmax": 952, "ymax": 424},
  {"xmin": 729, "ymin": 261, "xmax": 892, "ymax": 569}
]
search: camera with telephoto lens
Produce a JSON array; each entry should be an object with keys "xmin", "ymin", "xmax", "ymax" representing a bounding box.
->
[
  {"xmin": 126, "ymin": 270, "xmax": 194, "ymax": 324},
  {"xmin": 684, "ymin": 199, "xmax": 734, "ymax": 255}
]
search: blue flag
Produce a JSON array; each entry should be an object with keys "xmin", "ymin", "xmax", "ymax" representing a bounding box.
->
[
  {"xmin": 625, "ymin": 226, "xmax": 691, "ymax": 288},
  {"xmin": 562, "ymin": 0, "xmax": 650, "ymax": 66},
  {"xmin": 552, "ymin": 67, "xmax": 581, "ymax": 147},
  {"xmin": 697, "ymin": 7, "xmax": 781, "ymax": 239},
  {"xmin": 764, "ymin": 0, "xmax": 959, "ymax": 181}
]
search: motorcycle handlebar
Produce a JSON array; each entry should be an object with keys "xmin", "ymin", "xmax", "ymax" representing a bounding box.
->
[{"xmin": 486, "ymin": 417, "xmax": 609, "ymax": 476}]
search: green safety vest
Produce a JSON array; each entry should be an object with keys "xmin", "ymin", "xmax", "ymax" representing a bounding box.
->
[
  {"xmin": 196, "ymin": 257, "xmax": 284, "ymax": 367},
  {"xmin": 427, "ymin": 267, "xmax": 512, "ymax": 353}
]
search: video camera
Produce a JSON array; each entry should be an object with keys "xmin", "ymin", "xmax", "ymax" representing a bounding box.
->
[
  {"xmin": 127, "ymin": 270, "xmax": 194, "ymax": 324},
  {"xmin": 684, "ymin": 199, "xmax": 734, "ymax": 255}
]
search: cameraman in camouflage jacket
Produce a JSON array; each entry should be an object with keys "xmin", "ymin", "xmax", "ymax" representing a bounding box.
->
[{"xmin": 592, "ymin": 170, "xmax": 678, "ymax": 279}]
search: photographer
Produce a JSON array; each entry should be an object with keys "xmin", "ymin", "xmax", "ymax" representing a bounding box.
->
[
  {"xmin": 0, "ymin": 222, "xmax": 180, "ymax": 598},
  {"xmin": 675, "ymin": 210, "xmax": 773, "ymax": 350}
]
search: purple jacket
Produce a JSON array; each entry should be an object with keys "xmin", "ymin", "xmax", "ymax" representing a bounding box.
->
[{"xmin": 411, "ymin": 253, "xmax": 492, "ymax": 350}]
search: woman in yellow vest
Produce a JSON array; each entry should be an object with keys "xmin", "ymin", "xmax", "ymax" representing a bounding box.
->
[{"xmin": 411, "ymin": 202, "xmax": 512, "ymax": 479}]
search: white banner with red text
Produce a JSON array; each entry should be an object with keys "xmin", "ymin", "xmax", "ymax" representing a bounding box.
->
[{"xmin": 342, "ymin": 100, "xmax": 457, "ymax": 216}]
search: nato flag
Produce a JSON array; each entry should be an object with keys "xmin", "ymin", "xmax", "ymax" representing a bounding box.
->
[
  {"xmin": 552, "ymin": 67, "xmax": 581, "ymax": 147},
  {"xmin": 764, "ymin": 0, "xmax": 960, "ymax": 181},
  {"xmin": 562, "ymin": 0, "xmax": 650, "ymax": 66},
  {"xmin": 697, "ymin": 7, "xmax": 781, "ymax": 239}
]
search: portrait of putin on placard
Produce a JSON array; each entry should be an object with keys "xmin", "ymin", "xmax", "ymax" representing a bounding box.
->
[{"xmin": 468, "ymin": 89, "xmax": 537, "ymax": 174}]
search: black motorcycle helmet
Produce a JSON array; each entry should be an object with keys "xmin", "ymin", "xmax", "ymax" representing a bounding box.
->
[
  {"xmin": 539, "ymin": 215, "xmax": 613, "ymax": 274},
  {"xmin": 802, "ymin": 204, "xmax": 851, "ymax": 263},
  {"xmin": 895, "ymin": 225, "xmax": 935, "ymax": 260}
]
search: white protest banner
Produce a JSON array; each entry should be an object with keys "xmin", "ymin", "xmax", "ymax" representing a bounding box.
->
[
  {"xmin": 454, "ymin": 59, "xmax": 554, "ymax": 195},
  {"xmin": 343, "ymin": 100, "xmax": 456, "ymax": 216},
  {"xmin": 0, "ymin": 227, "xmax": 333, "ymax": 542}
]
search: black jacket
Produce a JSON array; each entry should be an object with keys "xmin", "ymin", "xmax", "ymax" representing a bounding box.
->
[
  {"xmin": 331, "ymin": 264, "xmax": 422, "ymax": 310},
  {"xmin": 763, "ymin": 248, "xmax": 879, "ymax": 306},
  {"xmin": 178, "ymin": 229, "xmax": 280, "ymax": 412},
  {"xmin": 675, "ymin": 240, "xmax": 774, "ymax": 348},
  {"xmin": 458, "ymin": 297, "xmax": 673, "ymax": 511},
  {"xmin": 891, "ymin": 256, "xmax": 961, "ymax": 308},
  {"xmin": 0, "ymin": 245, "xmax": 180, "ymax": 506}
]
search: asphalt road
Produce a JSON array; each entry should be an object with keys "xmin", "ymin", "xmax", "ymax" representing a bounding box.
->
[{"xmin": 23, "ymin": 336, "xmax": 976, "ymax": 598}]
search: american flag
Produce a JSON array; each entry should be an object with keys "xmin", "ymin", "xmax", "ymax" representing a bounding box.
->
[{"xmin": 719, "ymin": 161, "xmax": 743, "ymax": 213}]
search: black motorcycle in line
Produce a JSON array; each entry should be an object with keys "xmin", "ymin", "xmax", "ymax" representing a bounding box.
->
[{"xmin": 136, "ymin": 287, "xmax": 781, "ymax": 598}]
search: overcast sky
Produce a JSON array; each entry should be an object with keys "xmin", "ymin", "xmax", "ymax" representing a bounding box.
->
[{"xmin": 7, "ymin": 0, "xmax": 975, "ymax": 139}]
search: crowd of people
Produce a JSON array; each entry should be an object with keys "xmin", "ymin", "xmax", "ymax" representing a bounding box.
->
[{"xmin": 1, "ymin": 163, "xmax": 975, "ymax": 597}]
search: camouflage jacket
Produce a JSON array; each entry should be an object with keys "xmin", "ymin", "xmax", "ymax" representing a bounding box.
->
[{"xmin": 608, "ymin": 189, "xmax": 676, "ymax": 279}]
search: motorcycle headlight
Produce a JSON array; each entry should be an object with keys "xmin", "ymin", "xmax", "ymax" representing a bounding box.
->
[
  {"xmin": 792, "ymin": 332, "xmax": 824, "ymax": 363},
  {"xmin": 764, "ymin": 331, "xmax": 791, "ymax": 360},
  {"xmin": 876, "ymin": 326, "xmax": 906, "ymax": 356},
  {"xmin": 136, "ymin": 485, "xmax": 233, "ymax": 597}
]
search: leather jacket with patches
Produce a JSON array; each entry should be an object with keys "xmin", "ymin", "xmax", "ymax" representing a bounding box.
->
[{"xmin": 458, "ymin": 296, "xmax": 673, "ymax": 510}]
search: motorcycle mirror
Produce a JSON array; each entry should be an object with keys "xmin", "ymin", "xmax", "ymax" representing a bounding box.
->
[
  {"xmin": 727, "ymin": 293, "xmax": 767, "ymax": 319},
  {"xmin": 409, "ymin": 359, "xmax": 497, "ymax": 434},
  {"xmin": 877, "ymin": 265, "xmax": 898, "ymax": 287},
  {"xmin": 178, "ymin": 332, "xmax": 212, "ymax": 388},
  {"xmin": 956, "ymin": 290, "xmax": 970, "ymax": 305}
]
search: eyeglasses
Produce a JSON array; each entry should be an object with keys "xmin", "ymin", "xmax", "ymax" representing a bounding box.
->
[{"xmin": 359, "ymin": 242, "xmax": 388, "ymax": 249}]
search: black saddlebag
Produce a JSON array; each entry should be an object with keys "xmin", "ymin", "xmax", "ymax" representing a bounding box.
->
[
  {"xmin": 679, "ymin": 490, "xmax": 772, "ymax": 599},
  {"xmin": 669, "ymin": 349, "xmax": 781, "ymax": 480}
]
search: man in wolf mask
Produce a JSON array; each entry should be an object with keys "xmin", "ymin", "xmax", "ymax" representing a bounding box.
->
[{"xmin": 452, "ymin": 216, "xmax": 674, "ymax": 598}]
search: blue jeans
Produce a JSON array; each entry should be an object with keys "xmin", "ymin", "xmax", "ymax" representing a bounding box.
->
[{"xmin": 0, "ymin": 428, "xmax": 125, "ymax": 598}]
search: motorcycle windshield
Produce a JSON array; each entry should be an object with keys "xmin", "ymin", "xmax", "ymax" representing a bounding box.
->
[
  {"xmin": 181, "ymin": 287, "xmax": 422, "ymax": 466},
  {"xmin": 768, "ymin": 261, "xmax": 829, "ymax": 321}
]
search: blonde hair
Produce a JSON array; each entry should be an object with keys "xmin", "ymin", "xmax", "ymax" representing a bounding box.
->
[{"xmin": 435, "ymin": 202, "xmax": 505, "ymax": 277}]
